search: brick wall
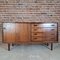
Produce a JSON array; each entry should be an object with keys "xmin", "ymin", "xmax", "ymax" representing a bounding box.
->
[{"xmin": 0, "ymin": 0, "xmax": 60, "ymax": 42}]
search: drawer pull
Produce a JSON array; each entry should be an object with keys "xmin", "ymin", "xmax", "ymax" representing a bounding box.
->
[
  {"xmin": 34, "ymin": 24, "xmax": 38, "ymax": 26},
  {"xmin": 34, "ymin": 33, "xmax": 37, "ymax": 35},
  {"xmin": 34, "ymin": 38, "xmax": 37, "ymax": 39},
  {"xmin": 51, "ymin": 25, "xmax": 55, "ymax": 26},
  {"xmin": 51, "ymin": 29, "xmax": 55, "ymax": 30},
  {"xmin": 34, "ymin": 29, "xmax": 37, "ymax": 30}
]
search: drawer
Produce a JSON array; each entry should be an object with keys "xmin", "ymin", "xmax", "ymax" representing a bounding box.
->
[
  {"xmin": 32, "ymin": 32, "xmax": 45, "ymax": 37},
  {"xmin": 32, "ymin": 27, "xmax": 45, "ymax": 32},
  {"xmin": 32, "ymin": 27, "xmax": 57, "ymax": 32},
  {"xmin": 32, "ymin": 36, "xmax": 43, "ymax": 42},
  {"xmin": 31, "ymin": 23, "xmax": 57, "ymax": 28}
]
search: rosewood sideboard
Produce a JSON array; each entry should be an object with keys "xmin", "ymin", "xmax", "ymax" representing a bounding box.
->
[{"xmin": 2, "ymin": 22, "xmax": 58, "ymax": 51}]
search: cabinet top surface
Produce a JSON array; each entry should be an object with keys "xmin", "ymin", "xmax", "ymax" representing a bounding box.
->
[{"xmin": 2, "ymin": 22, "xmax": 58, "ymax": 23}]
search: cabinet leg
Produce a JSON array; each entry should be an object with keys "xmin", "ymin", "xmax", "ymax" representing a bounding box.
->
[
  {"xmin": 8, "ymin": 44, "xmax": 10, "ymax": 51},
  {"xmin": 51, "ymin": 43, "xmax": 53, "ymax": 50},
  {"xmin": 12, "ymin": 44, "xmax": 14, "ymax": 46}
]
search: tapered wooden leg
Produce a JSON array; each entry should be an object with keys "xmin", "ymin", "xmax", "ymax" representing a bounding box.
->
[
  {"xmin": 12, "ymin": 44, "xmax": 14, "ymax": 46},
  {"xmin": 51, "ymin": 43, "xmax": 53, "ymax": 50},
  {"xmin": 8, "ymin": 44, "xmax": 10, "ymax": 51}
]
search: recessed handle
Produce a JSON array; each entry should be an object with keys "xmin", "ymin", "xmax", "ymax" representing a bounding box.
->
[
  {"xmin": 51, "ymin": 29, "xmax": 55, "ymax": 31},
  {"xmin": 34, "ymin": 33, "xmax": 37, "ymax": 35},
  {"xmin": 51, "ymin": 25, "xmax": 55, "ymax": 26},
  {"xmin": 34, "ymin": 29, "xmax": 37, "ymax": 31},
  {"xmin": 34, "ymin": 24, "xmax": 38, "ymax": 26},
  {"xmin": 34, "ymin": 38, "xmax": 37, "ymax": 39}
]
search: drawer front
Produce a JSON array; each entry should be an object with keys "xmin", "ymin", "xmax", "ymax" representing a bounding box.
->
[
  {"xmin": 32, "ymin": 27, "xmax": 57, "ymax": 33},
  {"xmin": 31, "ymin": 23, "xmax": 57, "ymax": 28},
  {"xmin": 32, "ymin": 27, "xmax": 45, "ymax": 32},
  {"xmin": 32, "ymin": 36, "xmax": 57, "ymax": 42},
  {"xmin": 32, "ymin": 32, "xmax": 45, "ymax": 37},
  {"xmin": 32, "ymin": 32, "xmax": 57, "ymax": 38},
  {"xmin": 32, "ymin": 36, "xmax": 43, "ymax": 42}
]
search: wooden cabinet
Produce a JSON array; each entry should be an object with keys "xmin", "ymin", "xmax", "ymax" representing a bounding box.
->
[{"xmin": 3, "ymin": 22, "xmax": 58, "ymax": 51}]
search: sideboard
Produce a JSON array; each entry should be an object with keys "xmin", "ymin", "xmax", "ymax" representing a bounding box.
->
[{"xmin": 2, "ymin": 22, "xmax": 58, "ymax": 51}]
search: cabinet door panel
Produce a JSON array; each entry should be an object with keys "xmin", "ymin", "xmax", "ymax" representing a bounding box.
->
[
  {"xmin": 16, "ymin": 23, "xmax": 30, "ymax": 43},
  {"xmin": 3, "ymin": 23, "xmax": 15, "ymax": 43}
]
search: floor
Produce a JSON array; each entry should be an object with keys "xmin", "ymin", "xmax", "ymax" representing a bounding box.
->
[{"xmin": 0, "ymin": 43, "xmax": 60, "ymax": 60}]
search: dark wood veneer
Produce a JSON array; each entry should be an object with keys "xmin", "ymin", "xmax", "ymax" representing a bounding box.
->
[{"xmin": 2, "ymin": 22, "xmax": 58, "ymax": 51}]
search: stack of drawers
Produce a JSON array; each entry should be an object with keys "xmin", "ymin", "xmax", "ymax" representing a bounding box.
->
[{"xmin": 31, "ymin": 23, "xmax": 57, "ymax": 43}]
